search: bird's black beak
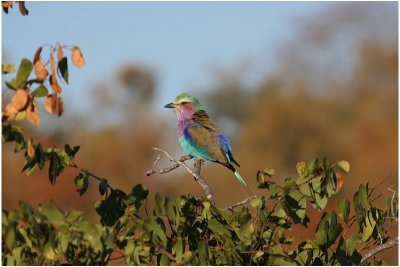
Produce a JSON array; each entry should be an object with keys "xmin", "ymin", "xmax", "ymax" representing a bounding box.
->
[{"xmin": 164, "ymin": 103, "xmax": 175, "ymax": 109}]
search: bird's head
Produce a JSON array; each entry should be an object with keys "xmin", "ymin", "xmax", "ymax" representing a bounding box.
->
[{"xmin": 164, "ymin": 92, "xmax": 203, "ymax": 119}]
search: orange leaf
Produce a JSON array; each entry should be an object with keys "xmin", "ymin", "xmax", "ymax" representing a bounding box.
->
[
  {"xmin": 11, "ymin": 89, "xmax": 28, "ymax": 111},
  {"xmin": 27, "ymin": 97, "xmax": 41, "ymax": 124},
  {"xmin": 34, "ymin": 59, "xmax": 48, "ymax": 80},
  {"xmin": 57, "ymin": 46, "xmax": 64, "ymax": 62},
  {"xmin": 336, "ymin": 172, "xmax": 344, "ymax": 191},
  {"xmin": 50, "ymin": 54, "xmax": 56, "ymax": 74},
  {"xmin": 2, "ymin": 1, "xmax": 13, "ymax": 8},
  {"xmin": 50, "ymin": 75, "xmax": 62, "ymax": 93},
  {"xmin": 3, "ymin": 103, "xmax": 18, "ymax": 117},
  {"xmin": 27, "ymin": 139, "xmax": 35, "ymax": 157},
  {"xmin": 72, "ymin": 46, "xmax": 85, "ymax": 68},
  {"xmin": 33, "ymin": 46, "xmax": 42, "ymax": 64},
  {"xmin": 44, "ymin": 94, "xmax": 64, "ymax": 116}
]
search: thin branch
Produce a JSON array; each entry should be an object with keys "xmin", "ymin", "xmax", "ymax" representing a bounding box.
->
[
  {"xmin": 360, "ymin": 237, "xmax": 398, "ymax": 263},
  {"xmin": 146, "ymin": 154, "xmax": 192, "ymax": 176},
  {"xmin": 223, "ymin": 196, "xmax": 257, "ymax": 211},
  {"xmin": 147, "ymin": 147, "xmax": 215, "ymax": 205}
]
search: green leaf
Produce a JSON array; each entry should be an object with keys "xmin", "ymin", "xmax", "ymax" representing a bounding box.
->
[
  {"xmin": 263, "ymin": 167, "xmax": 275, "ymax": 176},
  {"xmin": 198, "ymin": 241, "xmax": 209, "ymax": 265},
  {"xmin": 5, "ymin": 225, "xmax": 16, "ymax": 249},
  {"xmin": 257, "ymin": 170, "xmax": 268, "ymax": 189},
  {"xmin": 173, "ymin": 237, "xmax": 184, "ymax": 262},
  {"xmin": 15, "ymin": 58, "xmax": 33, "ymax": 88},
  {"xmin": 337, "ymin": 160, "xmax": 350, "ymax": 173},
  {"xmin": 64, "ymin": 144, "xmax": 80, "ymax": 159},
  {"xmin": 208, "ymin": 218, "xmax": 232, "ymax": 238},
  {"xmin": 48, "ymin": 152, "xmax": 63, "ymax": 185},
  {"xmin": 74, "ymin": 171, "xmax": 89, "ymax": 196},
  {"xmin": 36, "ymin": 144, "xmax": 46, "ymax": 169},
  {"xmin": 33, "ymin": 84, "xmax": 49, "ymax": 97},
  {"xmin": 337, "ymin": 199, "xmax": 350, "ymax": 225},
  {"xmin": 22, "ymin": 154, "xmax": 37, "ymax": 176},
  {"xmin": 95, "ymin": 189, "xmax": 127, "ymax": 226},
  {"xmin": 159, "ymin": 254, "xmax": 170, "ymax": 266},
  {"xmin": 58, "ymin": 57, "xmax": 69, "ymax": 84},
  {"xmin": 99, "ymin": 178, "xmax": 108, "ymax": 196},
  {"xmin": 362, "ymin": 211, "xmax": 376, "ymax": 241},
  {"xmin": 143, "ymin": 217, "xmax": 167, "ymax": 246},
  {"xmin": 2, "ymin": 63, "xmax": 16, "ymax": 74},
  {"xmin": 40, "ymin": 202, "xmax": 66, "ymax": 227},
  {"xmin": 15, "ymin": 111, "xmax": 26, "ymax": 121},
  {"xmin": 126, "ymin": 184, "xmax": 149, "ymax": 210}
]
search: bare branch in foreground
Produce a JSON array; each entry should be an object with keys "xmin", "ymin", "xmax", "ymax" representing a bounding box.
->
[
  {"xmin": 361, "ymin": 237, "xmax": 398, "ymax": 263},
  {"xmin": 223, "ymin": 196, "xmax": 257, "ymax": 211},
  {"xmin": 146, "ymin": 147, "xmax": 215, "ymax": 205}
]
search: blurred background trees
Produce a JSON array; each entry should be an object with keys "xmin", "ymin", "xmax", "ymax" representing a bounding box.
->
[{"xmin": 2, "ymin": 1, "xmax": 398, "ymax": 263}]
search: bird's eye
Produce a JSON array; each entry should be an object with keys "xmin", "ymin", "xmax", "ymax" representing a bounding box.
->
[{"xmin": 181, "ymin": 101, "xmax": 188, "ymax": 105}]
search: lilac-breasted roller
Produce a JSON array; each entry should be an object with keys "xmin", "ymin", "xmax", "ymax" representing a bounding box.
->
[{"xmin": 164, "ymin": 92, "xmax": 253, "ymax": 195}]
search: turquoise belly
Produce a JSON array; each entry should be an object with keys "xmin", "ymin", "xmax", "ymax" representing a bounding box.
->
[{"xmin": 179, "ymin": 136, "xmax": 212, "ymax": 161}]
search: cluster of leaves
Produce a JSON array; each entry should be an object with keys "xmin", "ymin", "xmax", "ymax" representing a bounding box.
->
[
  {"xmin": 2, "ymin": 201, "xmax": 113, "ymax": 265},
  {"xmin": 2, "ymin": 1, "xmax": 28, "ymax": 15},
  {"xmin": 2, "ymin": 158, "xmax": 398, "ymax": 265},
  {"xmin": 2, "ymin": 43, "xmax": 85, "ymax": 124}
]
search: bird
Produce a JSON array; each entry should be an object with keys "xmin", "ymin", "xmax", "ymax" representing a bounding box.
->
[{"xmin": 164, "ymin": 92, "xmax": 253, "ymax": 195}]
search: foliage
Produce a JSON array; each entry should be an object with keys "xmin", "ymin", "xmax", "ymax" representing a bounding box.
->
[{"xmin": 2, "ymin": 28, "xmax": 397, "ymax": 267}]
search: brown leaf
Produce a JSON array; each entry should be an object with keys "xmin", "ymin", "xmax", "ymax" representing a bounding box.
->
[
  {"xmin": 27, "ymin": 139, "xmax": 35, "ymax": 157},
  {"xmin": 50, "ymin": 54, "xmax": 56, "ymax": 74},
  {"xmin": 3, "ymin": 103, "xmax": 18, "ymax": 117},
  {"xmin": 71, "ymin": 47, "xmax": 85, "ymax": 68},
  {"xmin": 27, "ymin": 98, "xmax": 41, "ymax": 124},
  {"xmin": 57, "ymin": 46, "xmax": 64, "ymax": 62},
  {"xmin": 34, "ymin": 59, "xmax": 48, "ymax": 80},
  {"xmin": 2, "ymin": 1, "xmax": 13, "ymax": 13},
  {"xmin": 50, "ymin": 75, "xmax": 62, "ymax": 93},
  {"xmin": 11, "ymin": 89, "xmax": 29, "ymax": 111},
  {"xmin": 2, "ymin": 1, "xmax": 13, "ymax": 8},
  {"xmin": 18, "ymin": 1, "xmax": 28, "ymax": 16},
  {"xmin": 33, "ymin": 46, "xmax": 42, "ymax": 64},
  {"xmin": 44, "ymin": 94, "xmax": 64, "ymax": 116},
  {"xmin": 336, "ymin": 172, "xmax": 344, "ymax": 191}
]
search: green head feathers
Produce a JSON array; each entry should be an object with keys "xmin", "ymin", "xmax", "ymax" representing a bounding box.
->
[{"xmin": 174, "ymin": 92, "xmax": 203, "ymax": 111}]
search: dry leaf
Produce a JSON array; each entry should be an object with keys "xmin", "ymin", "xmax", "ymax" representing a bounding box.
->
[
  {"xmin": 2, "ymin": 1, "xmax": 13, "ymax": 8},
  {"xmin": 3, "ymin": 103, "xmax": 18, "ymax": 117},
  {"xmin": 18, "ymin": 1, "xmax": 28, "ymax": 16},
  {"xmin": 336, "ymin": 172, "xmax": 344, "ymax": 191},
  {"xmin": 72, "ymin": 47, "xmax": 85, "ymax": 68},
  {"xmin": 50, "ymin": 54, "xmax": 56, "ymax": 74},
  {"xmin": 57, "ymin": 46, "xmax": 64, "ymax": 61},
  {"xmin": 27, "ymin": 98, "xmax": 41, "ymax": 124},
  {"xmin": 50, "ymin": 75, "xmax": 62, "ymax": 93},
  {"xmin": 11, "ymin": 89, "xmax": 29, "ymax": 111},
  {"xmin": 27, "ymin": 139, "xmax": 35, "ymax": 158},
  {"xmin": 34, "ymin": 59, "xmax": 48, "ymax": 80},
  {"xmin": 2, "ymin": 1, "xmax": 13, "ymax": 14},
  {"xmin": 33, "ymin": 46, "xmax": 42, "ymax": 64},
  {"xmin": 49, "ymin": 55, "xmax": 62, "ymax": 93},
  {"xmin": 45, "ymin": 94, "xmax": 64, "ymax": 116}
]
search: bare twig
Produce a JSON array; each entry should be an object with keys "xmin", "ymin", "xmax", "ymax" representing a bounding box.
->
[
  {"xmin": 360, "ymin": 237, "xmax": 398, "ymax": 263},
  {"xmin": 146, "ymin": 154, "xmax": 192, "ymax": 176},
  {"xmin": 147, "ymin": 147, "xmax": 215, "ymax": 205},
  {"xmin": 223, "ymin": 196, "xmax": 257, "ymax": 211}
]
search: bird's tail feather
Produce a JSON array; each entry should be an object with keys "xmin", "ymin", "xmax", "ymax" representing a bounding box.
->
[{"xmin": 234, "ymin": 171, "xmax": 255, "ymax": 196}]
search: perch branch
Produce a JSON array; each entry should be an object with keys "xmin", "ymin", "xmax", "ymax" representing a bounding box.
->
[
  {"xmin": 146, "ymin": 147, "xmax": 215, "ymax": 205},
  {"xmin": 223, "ymin": 196, "xmax": 257, "ymax": 211},
  {"xmin": 360, "ymin": 237, "xmax": 398, "ymax": 263}
]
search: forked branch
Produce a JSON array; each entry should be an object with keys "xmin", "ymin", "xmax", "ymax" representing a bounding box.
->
[{"xmin": 146, "ymin": 147, "xmax": 215, "ymax": 205}]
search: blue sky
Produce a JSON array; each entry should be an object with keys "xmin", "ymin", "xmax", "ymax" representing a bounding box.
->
[{"xmin": 3, "ymin": 1, "xmax": 331, "ymax": 116}]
